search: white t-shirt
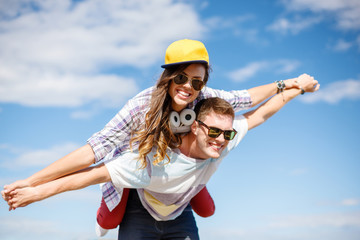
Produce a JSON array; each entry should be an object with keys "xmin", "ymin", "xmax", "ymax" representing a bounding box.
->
[{"xmin": 105, "ymin": 115, "xmax": 248, "ymax": 221}]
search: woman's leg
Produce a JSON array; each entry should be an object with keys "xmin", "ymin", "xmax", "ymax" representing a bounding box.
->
[
  {"xmin": 190, "ymin": 186, "xmax": 215, "ymax": 218},
  {"xmin": 96, "ymin": 188, "xmax": 130, "ymax": 229}
]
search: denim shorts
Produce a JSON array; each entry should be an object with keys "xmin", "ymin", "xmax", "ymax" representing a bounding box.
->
[{"xmin": 118, "ymin": 189, "xmax": 199, "ymax": 240}]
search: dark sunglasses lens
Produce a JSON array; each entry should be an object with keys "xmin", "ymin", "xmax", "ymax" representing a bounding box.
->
[
  {"xmin": 208, "ymin": 128, "xmax": 222, "ymax": 138},
  {"xmin": 191, "ymin": 79, "xmax": 204, "ymax": 91},
  {"xmin": 224, "ymin": 131, "xmax": 236, "ymax": 140},
  {"xmin": 174, "ymin": 75, "xmax": 188, "ymax": 85}
]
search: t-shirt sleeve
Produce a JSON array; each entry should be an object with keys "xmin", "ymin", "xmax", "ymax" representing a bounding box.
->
[
  {"xmin": 104, "ymin": 151, "xmax": 151, "ymax": 189},
  {"xmin": 227, "ymin": 114, "xmax": 248, "ymax": 151}
]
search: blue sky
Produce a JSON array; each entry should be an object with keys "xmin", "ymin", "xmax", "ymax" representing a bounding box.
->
[{"xmin": 0, "ymin": 0, "xmax": 359, "ymax": 239}]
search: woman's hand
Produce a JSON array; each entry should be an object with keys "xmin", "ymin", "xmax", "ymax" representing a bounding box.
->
[
  {"xmin": 2, "ymin": 179, "xmax": 31, "ymax": 205},
  {"xmin": 296, "ymin": 74, "xmax": 320, "ymax": 93},
  {"xmin": 5, "ymin": 186, "xmax": 40, "ymax": 210},
  {"xmin": 284, "ymin": 77, "xmax": 301, "ymax": 89}
]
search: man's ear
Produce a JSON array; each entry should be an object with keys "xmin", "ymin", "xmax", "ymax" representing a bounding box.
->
[{"xmin": 191, "ymin": 121, "xmax": 198, "ymax": 135}]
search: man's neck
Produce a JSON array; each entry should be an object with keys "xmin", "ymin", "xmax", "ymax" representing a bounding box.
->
[{"xmin": 179, "ymin": 134, "xmax": 196, "ymax": 158}]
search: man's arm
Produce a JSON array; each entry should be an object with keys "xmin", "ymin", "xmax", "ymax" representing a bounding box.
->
[
  {"xmin": 2, "ymin": 144, "xmax": 96, "ymax": 201},
  {"xmin": 6, "ymin": 163, "xmax": 110, "ymax": 210},
  {"xmin": 245, "ymin": 75, "xmax": 319, "ymax": 130}
]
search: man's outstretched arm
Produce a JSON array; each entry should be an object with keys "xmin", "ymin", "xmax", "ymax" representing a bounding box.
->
[{"xmin": 6, "ymin": 163, "xmax": 110, "ymax": 210}]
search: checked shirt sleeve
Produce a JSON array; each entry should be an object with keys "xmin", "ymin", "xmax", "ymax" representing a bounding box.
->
[
  {"xmin": 87, "ymin": 87, "xmax": 152, "ymax": 163},
  {"xmin": 190, "ymin": 86, "xmax": 253, "ymax": 112}
]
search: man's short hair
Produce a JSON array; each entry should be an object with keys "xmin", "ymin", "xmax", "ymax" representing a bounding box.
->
[{"xmin": 194, "ymin": 97, "xmax": 235, "ymax": 121}]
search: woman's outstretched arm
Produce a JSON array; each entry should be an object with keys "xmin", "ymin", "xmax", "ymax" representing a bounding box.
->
[
  {"xmin": 247, "ymin": 74, "xmax": 304, "ymax": 107},
  {"xmin": 2, "ymin": 144, "xmax": 95, "ymax": 202},
  {"xmin": 245, "ymin": 74, "xmax": 319, "ymax": 130}
]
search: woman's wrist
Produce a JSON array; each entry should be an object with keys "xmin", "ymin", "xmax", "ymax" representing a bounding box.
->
[
  {"xmin": 294, "ymin": 79, "xmax": 306, "ymax": 94},
  {"xmin": 274, "ymin": 80, "xmax": 286, "ymax": 93},
  {"xmin": 299, "ymin": 85, "xmax": 305, "ymax": 94},
  {"xmin": 283, "ymin": 78, "xmax": 301, "ymax": 90}
]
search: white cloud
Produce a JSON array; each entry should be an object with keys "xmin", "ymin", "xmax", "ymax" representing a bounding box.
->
[
  {"xmin": 342, "ymin": 198, "xmax": 360, "ymax": 206},
  {"xmin": 269, "ymin": 211, "xmax": 360, "ymax": 228},
  {"xmin": 199, "ymin": 211, "xmax": 360, "ymax": 240},
  {"xmin": 267, "ymin": 16, "xmax": 322, "ymax": 35},
  {"xmin": 228, "ymin": 59, "xmax": 300, "ymax": 82},
  {"xmin": 205, "ymin": 14, "xmax": 255, "ymax": 29},
  {"xmin": 70, "ymin": 109, "xmax": 98, "ymax": 119},
  {"xmin": 1, "ymin": 142, "xmax": 81, "ymax": 169},
  {"xmin": 0, "ymin": 210, "xmax": 99, "ymax": 240},
  {"xmin": 0, "ymin": 177, "xmax": 19, "ymax": 188},
  {"xmin": 204, "ymin": 14, "xmax": 264, "ymax": 44},
  {"xmin": 331, "ymin": 39, "xmax": 354, "ymax": 51},
  {"xmin": 0, "ymin": 217, "xmax": 60, "ymax": 237},
  {"xmin": 275, "ymin": 59, "xmax": 301, "ymax": 73},
  {"xmin": 0, "ymin": 143, "xmax": 22, "ymax": 156},
  {"xmin": 280, "ymin": 0, "xmax": 360, "ymax": 30},
  {"xmin": 228, "ymin": 61, "xmax": 269, "ymax": 82},
  {"xmin": 0, "ymin": 70, "xmax": 139, "ymax": 107},
  {"xmin": 0, "ymin": 0, "xmax": 206, "ymax": 107},
  {"xmin": 300, "ymin": 78, "xmax": 360, "ymax": 104}
]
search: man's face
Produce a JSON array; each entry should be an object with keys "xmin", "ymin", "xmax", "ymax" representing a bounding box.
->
[{"xmin": 193, "ymin": 111, "xmax": 234, "ymax": 159}]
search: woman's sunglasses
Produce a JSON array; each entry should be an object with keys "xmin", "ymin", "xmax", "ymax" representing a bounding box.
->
[
  {"xmin": 173, "ymin": 74, "xmax": 205, "ymax": 91},
  {"xmin": 197, "ymin": 120, "xmax": 237, "ymax": 141}
]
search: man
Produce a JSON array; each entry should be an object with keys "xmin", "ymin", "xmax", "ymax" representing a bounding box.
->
[{"xmin": 3, "ymin": 77, "xmax": 319, "ymax": 239}]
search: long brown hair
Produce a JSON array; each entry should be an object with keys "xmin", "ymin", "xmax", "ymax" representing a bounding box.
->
[{"xmin": 130, "ymin": 63, "xmax": 210, "ymax": 168}]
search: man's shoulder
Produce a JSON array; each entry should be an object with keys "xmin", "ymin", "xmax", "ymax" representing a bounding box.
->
[{"xmin": 227, "ymin": 115, "xmax": 248, "ymax": 150}]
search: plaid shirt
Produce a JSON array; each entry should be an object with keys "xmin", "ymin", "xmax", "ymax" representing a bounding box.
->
[{"xmin": 87, "ymin": 86, "xmax": 252, "ymax": 211}]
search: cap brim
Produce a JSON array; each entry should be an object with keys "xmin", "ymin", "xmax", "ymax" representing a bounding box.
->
[{"xmin": 161, "ymin": 60, "xmax": 208, "ymax": 68}]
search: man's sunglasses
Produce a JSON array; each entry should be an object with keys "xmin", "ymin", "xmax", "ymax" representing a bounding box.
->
[
  {"xmin": 197, "ymin": 120, "xmax": 237, "ymax": 141},
  {"xmin": 173, "ymin": 74, "xmax": 205, "ymax": 91}
]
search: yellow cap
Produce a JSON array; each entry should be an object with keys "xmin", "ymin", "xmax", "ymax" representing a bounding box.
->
[{"xmin": 161, "ymin": 39, "xmax": 209, "ymax": 68}]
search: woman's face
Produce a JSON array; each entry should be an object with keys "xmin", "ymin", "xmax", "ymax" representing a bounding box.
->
[{"xmin": 168, "ymin": 63, "xmax": 206, "ymax": 112}]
